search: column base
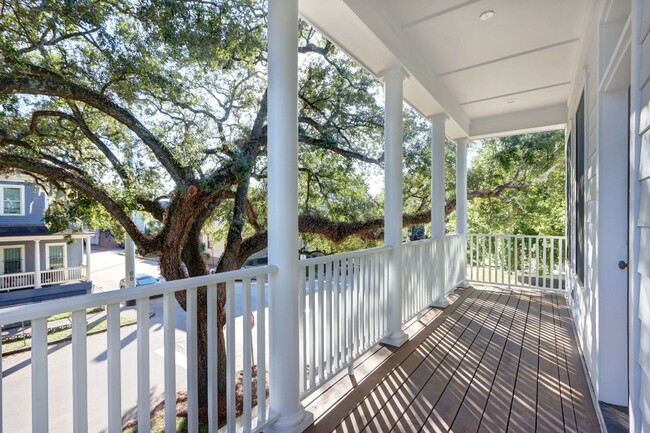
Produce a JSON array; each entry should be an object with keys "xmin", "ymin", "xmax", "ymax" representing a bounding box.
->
[
  {"xmin": 381, "ymin": 330, "xmax": 408, "ymax": 347},
  {"xmin": 430, "ymin": 296, "xmax": 450, "ymax": 308},
  {"xmin": 456, "ymin": 280, "xmax": 470, "ymax": 289},
  {"xmin": 266, "ymin": 408, "xmax": 314, "ymax": 433}
]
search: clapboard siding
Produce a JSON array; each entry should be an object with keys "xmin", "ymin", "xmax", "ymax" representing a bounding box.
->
[
  {"xmin": 570, "ymin": 30, "xmax": 601, "ymax": 392},
  {"xmin": 0, "ymin": 181, "xmax": 46, "ymax": 226},
  {"xmin": 639, "ymin": 1, "xmax": 650, "ymax": 430}
]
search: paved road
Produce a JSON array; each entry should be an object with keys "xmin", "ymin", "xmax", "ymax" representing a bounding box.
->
[
  {"xmin": 1, "ymin": 249, "xmax": 267, "ymax": 433},
  {"xmin": 89, "ymin": 247, "xmax": 162, "ymax": 293}
]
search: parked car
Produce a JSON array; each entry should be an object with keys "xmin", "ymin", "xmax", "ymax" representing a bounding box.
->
[{"xmin": 120, "ymin": 273, "xmax": 165, "ymax": 306}]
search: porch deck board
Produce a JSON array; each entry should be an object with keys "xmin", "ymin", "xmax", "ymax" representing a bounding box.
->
[{"xmin": 304, "ymin": 287, "xmax": 600, "ymax": 433}]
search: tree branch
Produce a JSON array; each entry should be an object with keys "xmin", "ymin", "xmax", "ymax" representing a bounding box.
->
[{"xmin": 0, "ymin": 69, "xmax": 192, "ymax": 184}]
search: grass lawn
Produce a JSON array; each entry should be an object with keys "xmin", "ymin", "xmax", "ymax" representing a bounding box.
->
[
  {"xmin": 3, "ymin": 315, "xmax": 136, "ymax": 353},
  {"xmin": 47, "ymin": 306, "xmax": 105, "ymax": 322}
]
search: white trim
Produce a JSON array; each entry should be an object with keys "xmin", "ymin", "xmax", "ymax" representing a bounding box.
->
[
  {"xmin": 45, "ymin": 242, "xmax": 67, "ymax": 270},
  {"xmin": 0, "ymin": 184, "xmax": 25, "ymax": 216},
  {"xmin": 0, "ymin": 245, "xmax": 26, "ymax": 274},
  {"xmin": 0, "ymin": 232, "xmax": 94, "ymax": 243}
]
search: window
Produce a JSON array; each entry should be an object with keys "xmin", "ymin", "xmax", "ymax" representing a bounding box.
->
[
  {"xmin": 1, "ymin": 246, "xmax": 24, "ymax": 274},
  {"xmin": 0, "ymin": 185, "xmax": 24, "ymax": 216},
  {"xmin": 46, "ymin": 244, "xmax": 66, "ymax": 270},
  {"xmin": 575, "ymin": 95, "xmax": 585, "ymax": 283}
]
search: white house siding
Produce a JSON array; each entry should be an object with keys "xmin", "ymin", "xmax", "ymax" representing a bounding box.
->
[
  {"xmin": 570, "ymin": 24, "xmax": 601, "ymax": 395},
  {"xmin": 636, "ymin": 0, "xmax": 650, "ymax": 429}
]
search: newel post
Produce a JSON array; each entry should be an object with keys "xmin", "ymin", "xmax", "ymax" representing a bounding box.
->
[
  {"xmin": 380, "ymin": 66, "xmax": 409, "ymax": 348},
  {"xmin": 266, "ymin": 0, "xmax": 314, "ymax": 431}
]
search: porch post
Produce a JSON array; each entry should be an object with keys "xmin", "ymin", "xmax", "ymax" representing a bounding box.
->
[
  {"xmin": 380, "ymin": 66, "xmax": 408, "ymax": 348},
  {"xmin": 455, "ymin": 137, "xmax": 470, "ymax": 288},
  {"xmin": 429, "ymin": 114, "xmax": 450, "ymax": 307},
  {"xmin": 266, "ymin": 0, "xmax": 313, "ymax": 431},
  {"xmin": 33, "ymin": 239, "xmax": 41, "ymax": 289},
  {"xmin": 125, "ymin": 235, "xmax": 135, "ymax": 289},
  {"xmin": 455, "ymin": 138, "xmax": 468, "ymax": 235},
  {"xmin": 85, "ymin": 238, "xmax": 91, "ymax": 282}
]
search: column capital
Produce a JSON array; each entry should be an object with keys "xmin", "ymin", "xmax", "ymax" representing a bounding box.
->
[
  {"xmin": 378, "ymin": 65, "xmax": 409, "ymax": 81},
  {"xmin": 454, "ymin": 137, "xmax": 469, "ymax": 146},
  {"xmin": 427, "ymin": 113, "xmax": 449, "ymax": 124}
]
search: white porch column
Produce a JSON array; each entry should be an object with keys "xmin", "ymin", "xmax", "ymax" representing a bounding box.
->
[
  {"xmin": 455, "ymin": 137, "xmax": 470, "ymax": 288},
  {"xmin": 380, "ymin": 66, "xmax": 408, "ymax": 348},
  {"xmin": 33, "ymin": 239, "xmax": 41, "ymax": 289},
  {"xmin": 85, "ymin": 237, "xmax": 92, "ymax": 282},
  {"xmin": 266, "ymin": 0, "xmax": 313, "ymax": 431},
  {"xmin": 455, "ymin": 138, "xmax": 468, "ymax": 235},
  {"xmin": 429, "ymin": 114, "xmax": 450, "ymax": 307},
  {"xmin": 125, "ymin": 235, "xmax": 135, "ymax": 288}
]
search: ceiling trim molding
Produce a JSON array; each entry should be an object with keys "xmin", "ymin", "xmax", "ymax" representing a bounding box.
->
[
  {"xmin": 438, "ymin": 38, "xmax": 580, "ymax": 77},
  {"xmin": 401, "ymin": 0, "xmax": 483, "ymax": 30},
  {"xmin": 469, "ymin": 104, "xmax": 568, "ymax": 139},
  {"xmin": 343, "ymin": 0, "xmax": 471, "ymax": 134},
  {"xmin": 459, "ymin": 82, "xmax": 571, "ymax": 106}
]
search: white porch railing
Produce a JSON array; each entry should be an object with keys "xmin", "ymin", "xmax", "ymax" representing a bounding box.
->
[
  {"xmin": 298, "ymin": 246, "xmax": 391, "ymax": 397},
  {"xmin": 41, "ymin": 266, "xmax": 86, "ymax": 285},
  {"xmin": 401, "ymin": 235, "xmax": 468, "ymax": 323},
  {"xmin": 0, "ymin": 272, "xmax": 35, "ymax": 291},
  {"xmin": 0, "ymin": 267, "xmax": 87, "ymax": 292},
  {"xmin": 401, "ymin": 238, "xmax": 440, "ymax": 322},
  {"xmin": 0, "ymin": 266, "xmax": 277, "ymax": 433},
  {"xmin": 445, "ymin": 234, "xmax": 467, "ymax": 292},
  {"xmin": 467, "ymin": 234, "xmax": 566, "ymax": 290}
]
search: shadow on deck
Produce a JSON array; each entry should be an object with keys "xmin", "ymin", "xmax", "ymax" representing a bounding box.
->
[{"xmin": 303, "ymin": 286, "xmax": 600, "ymax": 433}]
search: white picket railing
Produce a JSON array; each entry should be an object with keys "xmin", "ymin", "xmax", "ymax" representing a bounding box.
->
[
  {"xmin": 401, "ymin": 238, "xmax": 441, "ymax": 322},
  {"xmin": 445, "ymin": 234, "xmax": 467, "ymax": 291},
  {"xmin": 0, "ymin": 272, "xmax": 35, "ymax": 291},
  {"xmin": 0, "ymin": 266, "xmax": 277, "ymax": 433},
  {"xmin": 298, "ymin": 246, "xmax": 391, "ymax": 397},
  {"xmin": 41, "ymin": 266, "xmax": 86, "ymax": 285},
  {"xmin": 467, "ymin": 234, "xmax": 566, "ymax": 290}
]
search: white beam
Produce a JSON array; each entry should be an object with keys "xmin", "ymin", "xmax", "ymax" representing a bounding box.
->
[
  {"xmin": 455, "ymin": 138, "xmax": 469, "ymax": 235},
  {"xmin": 430, "ymin": 114, "xmax": 448, "ymax": 239},
  {"xmin": 380, "ymin": 66, "xmax": 409, "ymax": 348},
  {"xmin": 429, "ymin": 114, "xmax": 450, "ymax": 308},
  {"xmin": 267, "ymin": 0, "xmax": 313, "ymax": 431},
  {"xmin": 469, "ymin": 104, "xmax": 568, "ymax": 139},
  {"xmin": 33, "ymin": 240, "xmax": 41, "ymax": 289},
  {"xmin": 125, "ymin": 235, "xmax": 135, "ymax": 289},
  {"xmin": 85, "ymin": 238, "xmax": 92, "ymax": 282}
]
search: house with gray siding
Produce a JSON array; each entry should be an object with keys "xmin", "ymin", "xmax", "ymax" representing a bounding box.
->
[{"xmin": 0, "ymin": 177, "xmax": 93, "ymax": 307}]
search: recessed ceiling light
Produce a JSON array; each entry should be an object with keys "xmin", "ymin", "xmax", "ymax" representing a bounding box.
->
[
  {"xmin": 506, "ymin": 98, "xmax": 518, "ymax": 104},
  {"xmin": 479, "ymin": 10, "xmax": 495, "ymax": 21}
]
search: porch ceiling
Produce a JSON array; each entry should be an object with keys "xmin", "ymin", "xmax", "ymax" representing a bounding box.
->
[{"xmin": 299, "ymin": 0, "xmax": 591, "ymax": 139}]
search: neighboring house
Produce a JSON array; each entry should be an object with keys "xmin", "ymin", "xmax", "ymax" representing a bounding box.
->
[{"xmin": 0, "ymin": 177, "xmax": 93, "ymax": 307}]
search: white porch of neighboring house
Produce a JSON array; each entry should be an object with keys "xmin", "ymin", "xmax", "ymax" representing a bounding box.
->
[
  {"xmin": 0, "ymin": 1, "xmax": 648, "ymax": 433},
  {"xmin": 0, "ymin": 233, "xmax": 93, "ymax": 306}
]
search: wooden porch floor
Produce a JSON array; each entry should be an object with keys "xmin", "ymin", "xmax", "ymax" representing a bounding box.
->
[{"xmin": 302, "ymin": 287, "xmax": 600, "ymax": 433}]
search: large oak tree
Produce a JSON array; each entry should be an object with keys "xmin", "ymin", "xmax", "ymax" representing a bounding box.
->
[{"xmin": 0, "ymin": 0, "xmax": 564, "ymax": 419}]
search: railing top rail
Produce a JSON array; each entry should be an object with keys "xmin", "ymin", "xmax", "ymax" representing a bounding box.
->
[
  {"xmin": 0, "ymin": 271, "xmax": 35, "ymax": 276},
  {"xmin": 402, "ymin": 238, "xmax": 437, "ymax": 246},
  {"xmin": 299, "ymin": 245, "xmax": 392, "ymax": 266},
  {"xmin": 444, "ymin": 233, "xmax": 468, "ymax": 239},
  {"xmin": 468, "ymin": 233, "xmax": 566, "ymax": 239},
  {"xmin": 0, "ymin": 265, "xmax": 278, "ymax": 326}
]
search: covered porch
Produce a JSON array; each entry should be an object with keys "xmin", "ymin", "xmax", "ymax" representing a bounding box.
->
[
  {"xmin": 303, "ymin": 286, "xmax": 599, "ymax": 433},
  {"xmin": 1, "ymin": 0, "xmax": 641, "ymax": 432}
]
